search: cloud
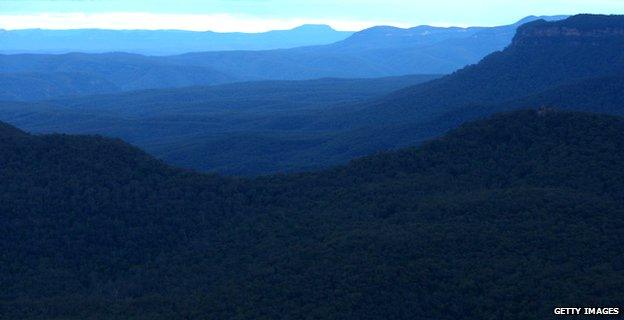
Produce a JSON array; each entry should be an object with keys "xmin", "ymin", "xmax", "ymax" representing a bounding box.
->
[{"xmin": 0, "ymin": 12, "xmax": 414, "ymax": 32}]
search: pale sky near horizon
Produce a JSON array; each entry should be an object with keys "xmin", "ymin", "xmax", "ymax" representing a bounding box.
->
[{"xmin": 0, "ymin": 0, "xmax": 623, "ymax": 32}]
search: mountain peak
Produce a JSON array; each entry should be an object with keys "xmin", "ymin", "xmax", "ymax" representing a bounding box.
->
[
  {"xmin": 514, "ymin": 15, "xmax": 569, "ymax": 26},
  {"xmin": 347, "ymin": 25, "xmax": 406, "ymax": 38},
  {"xmin": 291, "ymin": 24, "xmax": 337, "ymax": 32}
]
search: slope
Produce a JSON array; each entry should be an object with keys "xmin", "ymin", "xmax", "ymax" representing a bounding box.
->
[
  {"xmin": 0, "ymin": 16, "xmax": 564, "ymax": 99},
  {"xmin": 286, "ymin": 14, "xmax": 624, "ymax": 169},
  {"xmin": 0, "ymin": 52, "xmax": 235, "ymax": 93},
  {"xmin": 0, "ymin": 72, "xmax": 119, "ymax": 101},
  {"xmin": 1, "ymin": 109, "xmax": 623, "ymax": 319},
  {"xmin": 0, "ymin": 74, "xmax": 441, "ymax": 174},
  {"xmin": 162, "ymin": 14, "xmax": 624, "ymax": 175},
  {"xmin": 349, "ymin": 14, "xmax": 624, "ymax": 126},
  {"xmin": 163, "ymin": 15, "xmax": 566, "ymax": 79}
]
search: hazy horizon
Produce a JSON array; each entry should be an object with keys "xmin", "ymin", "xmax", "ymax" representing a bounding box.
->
[
  {"xmin": 0, "ymin": 15, "xmax": 561, "ymax": 33},
  {"xmin": 1, "ymin": 0, "xmax": 623, "ymax": 32}
]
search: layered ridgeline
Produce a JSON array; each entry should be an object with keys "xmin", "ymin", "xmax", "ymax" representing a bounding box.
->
[
  {"xmin": 348, "ymin": 14, "xmax": 624, "ymax": 125},
  {"xmin": 0, "ymin": 72, "xmax": 120, "ymax": 101},
  {"xmin": 0, "ymin": 53, "xmax": 235, "ymax": 98},
  {"xmin": 263, "ymin": 14, "xmax": 624, "ymax": 173},
  {"xmin": 162, "ymin": 15, "xmax": 566, "ymax": 79},
  {"xmin": 0, "ymin": 75, "xmax": 441, "ymax": 174},
  {"xmin": 1, "ymin": 14, "xmax": 621, "ymax": 175},
  {"xmin": 0, "ymin": 16, "xmax": 565, "ymax": 100},
  {"xmin": 0, "ymin": 25, "xmax": 353, "ymax": 55},
  {"xmin": 1, "ymin": 109, "xmax": 623, "ymax": 319}
]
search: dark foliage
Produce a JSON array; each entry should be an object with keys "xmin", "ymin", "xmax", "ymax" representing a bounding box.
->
[
  {"xmin": 0, "ymin": 75, "xmax": 441, "ymax": 174},
  {"xmin": 266, "ymin": 14, "xmax": 624, "ymax": 173},
  {"xmin": 344, "ymin": 15, "xmax": 624, "ymax": 126},
  {"xmin": 1, "ymin": 109, "xmax": 623, "ymax": 319},
  {"xmin": 0, "ymin": 72, "xmax": 119, "ymax": 101}
]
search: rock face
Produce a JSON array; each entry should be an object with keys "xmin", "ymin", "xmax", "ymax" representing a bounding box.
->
[
  {"xmin": 312, "ymin": 14, "xmax": 624, "ymax": 171},
  {"xmin": 513, "ymin": 14, "xmax": 624, "ymax": 46},
  {"xmin": 360, "ymin": 14, "xmax": 624, "ymax": 120}
]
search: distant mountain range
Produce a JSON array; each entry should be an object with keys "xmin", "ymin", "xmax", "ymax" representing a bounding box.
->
[
  {"xmin": 290, "ymin": 14, "xmax": 624, "ymax": 169},
  {"xmin": 0, "ymin": 15, "xmax": 568, "ymax": 99},
  {"xmin": 0, "ymin": 52, "xmax": 235, "ymax": 98},
  {"xmin": 0, "ymin": 14, "xmax": 620, "ymax": 175},
  {"xmin": 342, "ymin": 14, "xmax": 624, "ymax": 128},
  {"xmin": 164, "ymin": 15, "xmax": 568, "ymax": 79},
  {"xmin": 0, "ymin": 25, "xmax": 353, "ymax": 55}
]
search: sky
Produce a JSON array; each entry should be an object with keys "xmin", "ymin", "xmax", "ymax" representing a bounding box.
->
[{"xmin": 0, "ymin": 0, "xmax": 623, "ymax": 32}]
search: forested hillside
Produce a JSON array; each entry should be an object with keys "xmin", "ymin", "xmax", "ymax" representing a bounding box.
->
[
  {"xmin": 0, "ymin": 75, "xmax": 441, "ymax": 174},
  {"xmin": 1, "ymin": 109, "xmax": 623, "ymax": 319},
  {"xmin": 0, "ymin": 52, "xmax": 235, "ymax": 94},
  {"xmin": 43, "ymin": 74, "xmax": 442, "ymax": 116},
  {"xmin": 0, "ymin": 15, "xmax": 621, "ymax": 175},
  {"xmin": 340, "ymin": 15, "xmax": 624, "ymax": 125},
  {"xmin": 273, "ymin": 14, "xmax": 624, "ymax": 172},
  {"xmin": 0, "ymin": 72, "xmax": 119, "ymax": 101},
  {"xmin": 197, "ymin": 14, "xmax": 624, "ymax": 175},
  {"xmin": 448, "ymin": 75, "xmax": 624, "ymax": 121},
  {"xmin": 0, "ymin": 15, "xmax": 621, "ymax": 177}
]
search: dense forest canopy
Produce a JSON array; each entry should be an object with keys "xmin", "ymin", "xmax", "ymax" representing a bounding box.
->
[
  {"xmin": 1, "ymin": 109, "xmax": 623, "ymax": 319},
  {"xmin": 0, "ymin": 75, "xmax": 441, "ymax": 174}
]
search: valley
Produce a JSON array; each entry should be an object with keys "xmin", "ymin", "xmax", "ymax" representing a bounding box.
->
[{"xmin": 0, "ymin": 11, "xmax": 623, "ymax": 320}]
